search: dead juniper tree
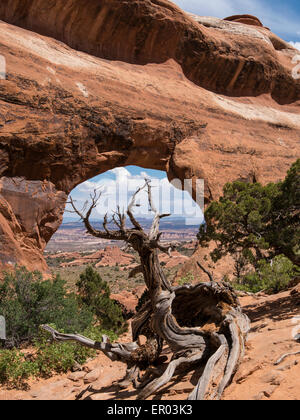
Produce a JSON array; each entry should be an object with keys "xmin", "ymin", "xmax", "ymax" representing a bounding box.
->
[{"xmin": 42, "ymin": 180, "xmax": 250, "ymax": 400}]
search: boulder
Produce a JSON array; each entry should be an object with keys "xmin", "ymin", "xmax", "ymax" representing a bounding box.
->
[
  {"xmin": 67, "ymin": 371, "xmax": 86, "ymax": 382},
  {"xmin": 83, "ymin": 368, "xmax": 103, "ymax": 384}
]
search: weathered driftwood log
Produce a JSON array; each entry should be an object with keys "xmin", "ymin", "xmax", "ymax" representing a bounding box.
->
[{"xmin": 42, "ymin": 181, "xmax": 250, "ymax": 400}]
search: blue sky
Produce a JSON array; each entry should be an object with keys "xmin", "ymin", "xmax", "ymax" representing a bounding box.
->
[
  {"xmin": 174, "ymin": 0, "xmax": 300, "ymax": 44},
  {"xmin": 64, "ymin": 1, "xmax": 299, "ymax": 224}
]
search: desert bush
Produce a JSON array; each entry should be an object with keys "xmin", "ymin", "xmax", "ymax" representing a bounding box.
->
[
  {"xmin": 0, "ymin": 348, "xmax": 37, "ymax": 388},
  {"xmin": 199, "ymin": 159, "xmax": 300, "ymax": 268},
  {"xmin": 233, "ymin": 255, "xmax": 299, "ymax": 294},
  {"xmin": 76, "ymin": 266, "xmax": 127, "ymax": 334},
  {"xmin": 0, "ymin": 266, "xmax": 124, "ymax": 387},
  {"xmin": 0, "ymin": 267, "xmax": 93, "ymax": 347},
  {"xmin": 0, "ymin": 325, "xmax": 118, "ymax": 388},
  {"xmin": 178, "ymin": 272, "xmax": 194, "ymax": 286}
]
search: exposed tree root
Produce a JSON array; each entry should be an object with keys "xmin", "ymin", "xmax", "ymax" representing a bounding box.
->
[
  {"xmin": 42, "ymin": 181, "xmax": 250, "ymax": 400},
  {"xmin": 118, "ymin": 365, "xmax": 140, "ymax": 389},
  {"xmin": 274, "ymin": 351, "xmax": 300, "ymax": 365},
  {"xmin": 42, "ymin": 281, "xmax": 249, "ymax": 400},
  {"xmin": 188, "ymin": 334, "xmax": 228, "ymax": 400},
  {"xmin": 139, "ymin": 351, "xmax": 205, "ymax": 400}
]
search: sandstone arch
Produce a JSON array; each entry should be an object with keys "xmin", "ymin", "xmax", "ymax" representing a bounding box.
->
[{"xmin": 0, "ymin": 0, "xmax": 299, "ymax": 271}]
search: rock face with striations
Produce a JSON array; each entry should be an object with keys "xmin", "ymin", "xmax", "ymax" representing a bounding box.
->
[{"xmin": 0, "ymin": 0, "xmax": 299, "ymax": 271}]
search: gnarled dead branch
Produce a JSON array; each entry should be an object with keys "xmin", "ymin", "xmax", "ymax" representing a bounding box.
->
[{"xmin": 42, "ymin": 180, "xmax": 250, "ymax": 400}]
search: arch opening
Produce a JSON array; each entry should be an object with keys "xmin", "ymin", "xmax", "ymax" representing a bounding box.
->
[{"xmin": 46, "ymin": 165, "xmax": 204, "ymax": 256}]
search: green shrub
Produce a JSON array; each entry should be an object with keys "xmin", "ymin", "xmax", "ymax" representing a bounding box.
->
[
  {"xmin": 178, "ymin": 272, "xmax": 194, "ymax": 286},
  {"xmin": 199, "ymin": 159, "xmax": 300, "ymax": 268},
  {"xmin": 33, "ymin": 325, "xmax": 117, "ymax": 377},
  {"xmin": 0, "ymin": 325, "xmax": 118, "ymax": 388},
  {"xmin": 0, "ymin": 349, "xmax": 37, "ymax": 388},
  {"xmin": 233, "ymin": 255, "xmax": 299, "ymax": 294},
  {"xmin": 76, "ymin": 266, "xmax": 127, "ymax": 334},
  {"xmin": 0, "ymin": 266, "xmax": 124, "ymax": 387},
  {"xmin": 0, "ymin": 267, "xmax": 93, "ymax": 347}
]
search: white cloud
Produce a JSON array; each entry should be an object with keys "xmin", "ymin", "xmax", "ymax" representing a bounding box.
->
[
  {"xmin": 66, "ymin": 167, "xmax": 204, "ymax": 225},
  {"xmin": 289, "ymin": 41, "xmax": 300, "ymax": 51}
]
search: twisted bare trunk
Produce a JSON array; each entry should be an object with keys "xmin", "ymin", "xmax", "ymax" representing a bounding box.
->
[{"xmin": 42, "ymin": 181, "xmax": 250, "ymax": 400}]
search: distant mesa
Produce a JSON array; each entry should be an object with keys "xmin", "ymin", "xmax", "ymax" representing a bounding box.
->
[
  {"xmin": 58, "ymin": 246, "xmax": 135, "ymax": 268},
  {"xmin": 53, "ymin": 246, "xmax": 190, "ymax": 271}
]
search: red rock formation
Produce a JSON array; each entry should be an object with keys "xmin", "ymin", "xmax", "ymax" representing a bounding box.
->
[
  {"xmin": 0, "ymin": 0, "xmax": 299, "ymax": 270},
  {"xmin": 0, "ymin": 0, "xmax": 299, "ymax": 102},
  {"xmin": 175, "ymin": 242, "xmax": 236, "ymax": 283},
  {"xmin": 0, "ymin": 194, "xmax": 42, "ymax": 271},
  {"xmin": 224, "ymin": 15, "xmax": 264, "ymax": 27},
  {"xmin": 111, "ymin": 291, "xmax": 138, "ymax": 315},
  {"xmin": 182, "ymin": 241, "xmax": 198, "ymax": 250},
  {"xmin": 60, "ymin": 246, "xmax": 136, "ymax": 268},
  {"xmin": 94, "ymin": 247, "xmax": 136, "ymax": 268},
  {"xmin": 47, "ymin": 252, "xmax": 81, "ymax": 260},
  {"xmin": 159, "ymin": 250, "xmax": 189, "ymax": 268},
  {"xmin": 0, "ymin": 178, "xmax": 66, "ymax": 272}
]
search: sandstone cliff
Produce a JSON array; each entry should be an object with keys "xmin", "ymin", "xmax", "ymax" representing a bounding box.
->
[{"xmin": 0, "ymin": 0, "xmax": 299, "ymax": 270}]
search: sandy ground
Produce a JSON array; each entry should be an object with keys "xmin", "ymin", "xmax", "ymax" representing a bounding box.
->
[{"xmin": 0, "ymin": 289, "xmax": 299, "ymax": 400}]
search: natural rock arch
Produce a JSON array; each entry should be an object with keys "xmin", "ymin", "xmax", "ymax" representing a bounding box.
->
[{"xmin": 0, "ymin": 0, "xmax": 299, "ymax": 271}]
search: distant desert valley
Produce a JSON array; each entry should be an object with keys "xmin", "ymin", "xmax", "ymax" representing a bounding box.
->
[
  {"xmin": 45, "ymin": 219, "xmax": 198, "ymax": 295},
  {"xmin": 46, "ymin": 219, "xmax": 198, "ymax": 253}
]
